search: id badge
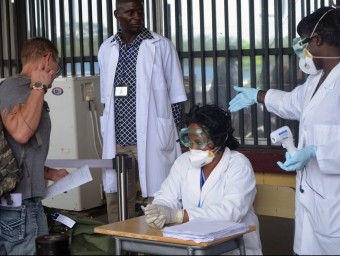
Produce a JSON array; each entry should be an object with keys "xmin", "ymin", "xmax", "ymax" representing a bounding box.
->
[{"xmin": 115, "ymin": 85, "xmax": 128, "ymax": 97}]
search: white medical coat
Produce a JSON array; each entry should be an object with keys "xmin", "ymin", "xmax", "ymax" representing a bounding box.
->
[
  {"xmin": 153, "ymin": 149, "xmax": 262, "ymax": 255},
  {"xmin": 98, "ymin": 31, "xmax": 187, "ymax": 197},
  {"xmin": 265, "ymin": 63, "xmax": 340, "ymax": 255}
]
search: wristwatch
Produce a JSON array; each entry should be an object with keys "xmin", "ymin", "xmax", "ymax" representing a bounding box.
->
[{"xmin": 32, "ymin": 82, "xmax": 48, "ymax": 93}]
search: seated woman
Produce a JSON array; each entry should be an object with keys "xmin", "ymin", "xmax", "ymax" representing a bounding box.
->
[{"xmin": 143, "ymin": 104, "xmax": 262, "ymax": 255}]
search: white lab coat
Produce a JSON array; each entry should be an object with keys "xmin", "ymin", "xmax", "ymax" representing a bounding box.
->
[
  {"xmin": 98, "ymin": 31, "xmax": 187, "ymax": 197},
  {"xmin": 265, "ymin": 63, "xmax": 340, "ymax": 255},
  {"xmin": 153, "ymin": 149, "xmax": 262, "ymax": 255}
]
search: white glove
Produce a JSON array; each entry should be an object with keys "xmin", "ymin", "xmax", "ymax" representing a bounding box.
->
[
  {"xmin": 143, "ymin": 204, "xmax": 184, "ymax": 228},
  {"xmin": 145, "ymin": 214, "xmax": 167, "ymax": 228}
]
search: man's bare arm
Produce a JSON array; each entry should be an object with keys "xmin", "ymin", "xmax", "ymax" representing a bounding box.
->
[{"xmin": 1, "ymin": 89, "xmax": 45, "ymax": 143}]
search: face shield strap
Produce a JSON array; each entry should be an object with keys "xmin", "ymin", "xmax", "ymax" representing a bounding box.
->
[
  {"xmin": 212, "ymin": 133, "xmax": 229, "ymax": 154},
  {"xmin": 309, "ymin": 9, "xmax": 335, "ymax": 38}
]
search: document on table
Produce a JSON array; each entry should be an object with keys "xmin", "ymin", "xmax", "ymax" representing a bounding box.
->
[
  {"xmin": 162, "ymin": 218, "xmax": 248, "ymax": 243},
  {"xmin": 43, "ymin": 165, "xmax": 93, "ymax": 199}
]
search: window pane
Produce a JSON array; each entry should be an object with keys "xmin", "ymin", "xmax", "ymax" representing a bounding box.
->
[
  {"xmin": 216, "ymin": 1, "xmax": 226, "ymax": 51},
  {"xmin": 193, "ymin": 58, "xmax": 202, "ymax": 104},
  {"xmin": 181, "ymin": 1, "xmax": 188, "ymax": 52},
  {"xmin": 228, "ymin": 0, "xmax": 238, "ymax": 50},
  {"xmin": 205, "ymin": 57, "xmax": 214, "ymax": 104},
  {"xmin": 204, "ymin": 1, "xmax": 213, "ymax": 51},
  {"xmin": 192, "ymin": 1, "xmax": 201, "ymax": 51}
]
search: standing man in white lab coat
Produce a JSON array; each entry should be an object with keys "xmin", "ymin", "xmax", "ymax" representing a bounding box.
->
[
  {"xmin": 228, "ymin": 7, "xmax": 340, "ymax": 255},
  {"xmin": 98, "ymin": 0, "xmax": 187, "ymax": 223}
]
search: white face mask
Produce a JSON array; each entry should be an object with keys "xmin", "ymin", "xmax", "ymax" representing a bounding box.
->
[
  {"xmin": 299, "ymin": 55, "xmax": 319, "ymax": 75},
  {"xmin": 189, "ymin": 148, "xmax": 218, "ymax": 168}
]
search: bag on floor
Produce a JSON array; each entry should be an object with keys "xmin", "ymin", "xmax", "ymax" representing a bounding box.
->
[{"xmin": 46, "ymin": 207, "xmax": 114, "ymax": 255}]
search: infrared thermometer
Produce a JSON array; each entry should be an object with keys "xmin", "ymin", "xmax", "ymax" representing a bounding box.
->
[{"xmin": 270, "ymin": 126, "xmax": 297, "ymax": 155}]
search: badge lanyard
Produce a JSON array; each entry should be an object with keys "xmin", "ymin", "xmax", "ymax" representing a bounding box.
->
[
  {"xmin": 115, "ymin": 44, "xmax": 136, "ymax": 97},
  {"xmin": 198, "ymin": 167, "xmax": 206, "ymax": 208}
]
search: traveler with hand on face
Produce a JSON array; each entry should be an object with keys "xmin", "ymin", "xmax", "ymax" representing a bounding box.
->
[
  {"xmin": 143, "ymin": 104, "xmax": 262, "ymax": 255},
  {"xmin": 228, "ymin": 7, "xmax": 340, "ymax": 255},
  {"xmin": 0, "ymin": 37, "xmax": 68, "ymax": 255},
  {"xmin": 98, "ymin": 0, "xmax": 187, "ymax": 223}
]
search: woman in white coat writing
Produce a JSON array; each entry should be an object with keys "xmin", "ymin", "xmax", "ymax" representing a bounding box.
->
[{"xmin": 143, "ymin": 104, "xmax": 262, "ymax": 255}]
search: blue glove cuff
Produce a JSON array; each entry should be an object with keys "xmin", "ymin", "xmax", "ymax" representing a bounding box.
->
[
  {"xmin": 254, "ymin": 89, "xmax": 259, "ymax": 103},
  {"xmin": 308, "ymin": 145, "xmax": 317, "ymax": 158}
]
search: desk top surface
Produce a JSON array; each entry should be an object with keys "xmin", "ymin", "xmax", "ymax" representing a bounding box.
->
[{"xmin": 94, "ymin": 216, "xmax": 256, "ymax": 247}]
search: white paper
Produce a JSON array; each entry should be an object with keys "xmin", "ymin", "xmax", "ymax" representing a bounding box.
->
[
  {"xmin": 54, "ymin": 213, "xmax": 76, "ymax": 228},
  {"xmin": 162, "ymin": 218, "xmax": 248, "ymax": 243},
  {"xmin": 43, "ymin": 165, "xmax": 93, "ymax": 199},
  {"xmin": 0, "ymin": 193, "xmax": 22, "ymax": 207}
]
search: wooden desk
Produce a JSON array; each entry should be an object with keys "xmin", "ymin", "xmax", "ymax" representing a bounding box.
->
[{"xmin": 94, "ymin": 216, "xmax": 256, "ymax": 255}]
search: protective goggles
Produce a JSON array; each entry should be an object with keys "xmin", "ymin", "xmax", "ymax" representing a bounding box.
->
[
  {"xmin": 292, "ymin": 37, "xmax": 315, "ymax": 58},
  {"xmin": 179, "ymin": 128, "xmax": 211, "ymax": 149}
]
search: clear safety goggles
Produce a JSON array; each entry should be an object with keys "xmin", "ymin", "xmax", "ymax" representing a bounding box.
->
[
  {"xmin": 292, "ymin": 37, "xmax": 315, "ymax": 58},
  {"xmin": 179, "ymin": 128, "xmax": 212, "ymax": 149}
]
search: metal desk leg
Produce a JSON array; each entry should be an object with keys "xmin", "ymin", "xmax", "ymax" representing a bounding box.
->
[
  {"xmin": 237, "ymin": 236, "xmax": 246, "ymax": 255},
  {"xmin": 115, "ymin": 237, "xmax": 122, "ymax": 255},
  {"xmin": 187, "ymin": 247, "xmax": 194, "ymax": 255}
]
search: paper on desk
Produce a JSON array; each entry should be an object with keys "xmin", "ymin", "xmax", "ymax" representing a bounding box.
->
[
  {"xmin": 43, "ymin": 165, "xmax": 93, "ymax": 199},
  {"xmin": 162, "ymin": 218, "xmax": 248, "ymax": 243}
]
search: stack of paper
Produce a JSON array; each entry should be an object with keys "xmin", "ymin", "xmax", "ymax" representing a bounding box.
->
[{"xmin": 162, "ymin": 218, "xmax": 248, "ymax": 243}]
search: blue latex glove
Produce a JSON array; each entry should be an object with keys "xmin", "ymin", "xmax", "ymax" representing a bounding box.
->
[
  {"xmin": 277, "ymin": 145, "xmax": 317, "ymax": 171},
  {"xmin": 228, "ymin": 86, "xmax": 259, "ymax": 112}
]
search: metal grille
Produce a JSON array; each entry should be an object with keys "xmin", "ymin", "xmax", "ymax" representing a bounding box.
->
[
  {"xmin": 0, "ymin": 0, "xmax": 338, "ymax": 147},
  {"xmin": 0, "ymin": 1, "xmax": 17, "ymax": 77},
  {"xmin": 0, "ymin": 0, "xmax": 155, "ymax": 77},
  {"xmin": 163, "ymin": 0, "xmax": 337, "ymax": 147},
  {"xmin": 23, "ymin": 0, "xmax": 120, "ymax": 76}
]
